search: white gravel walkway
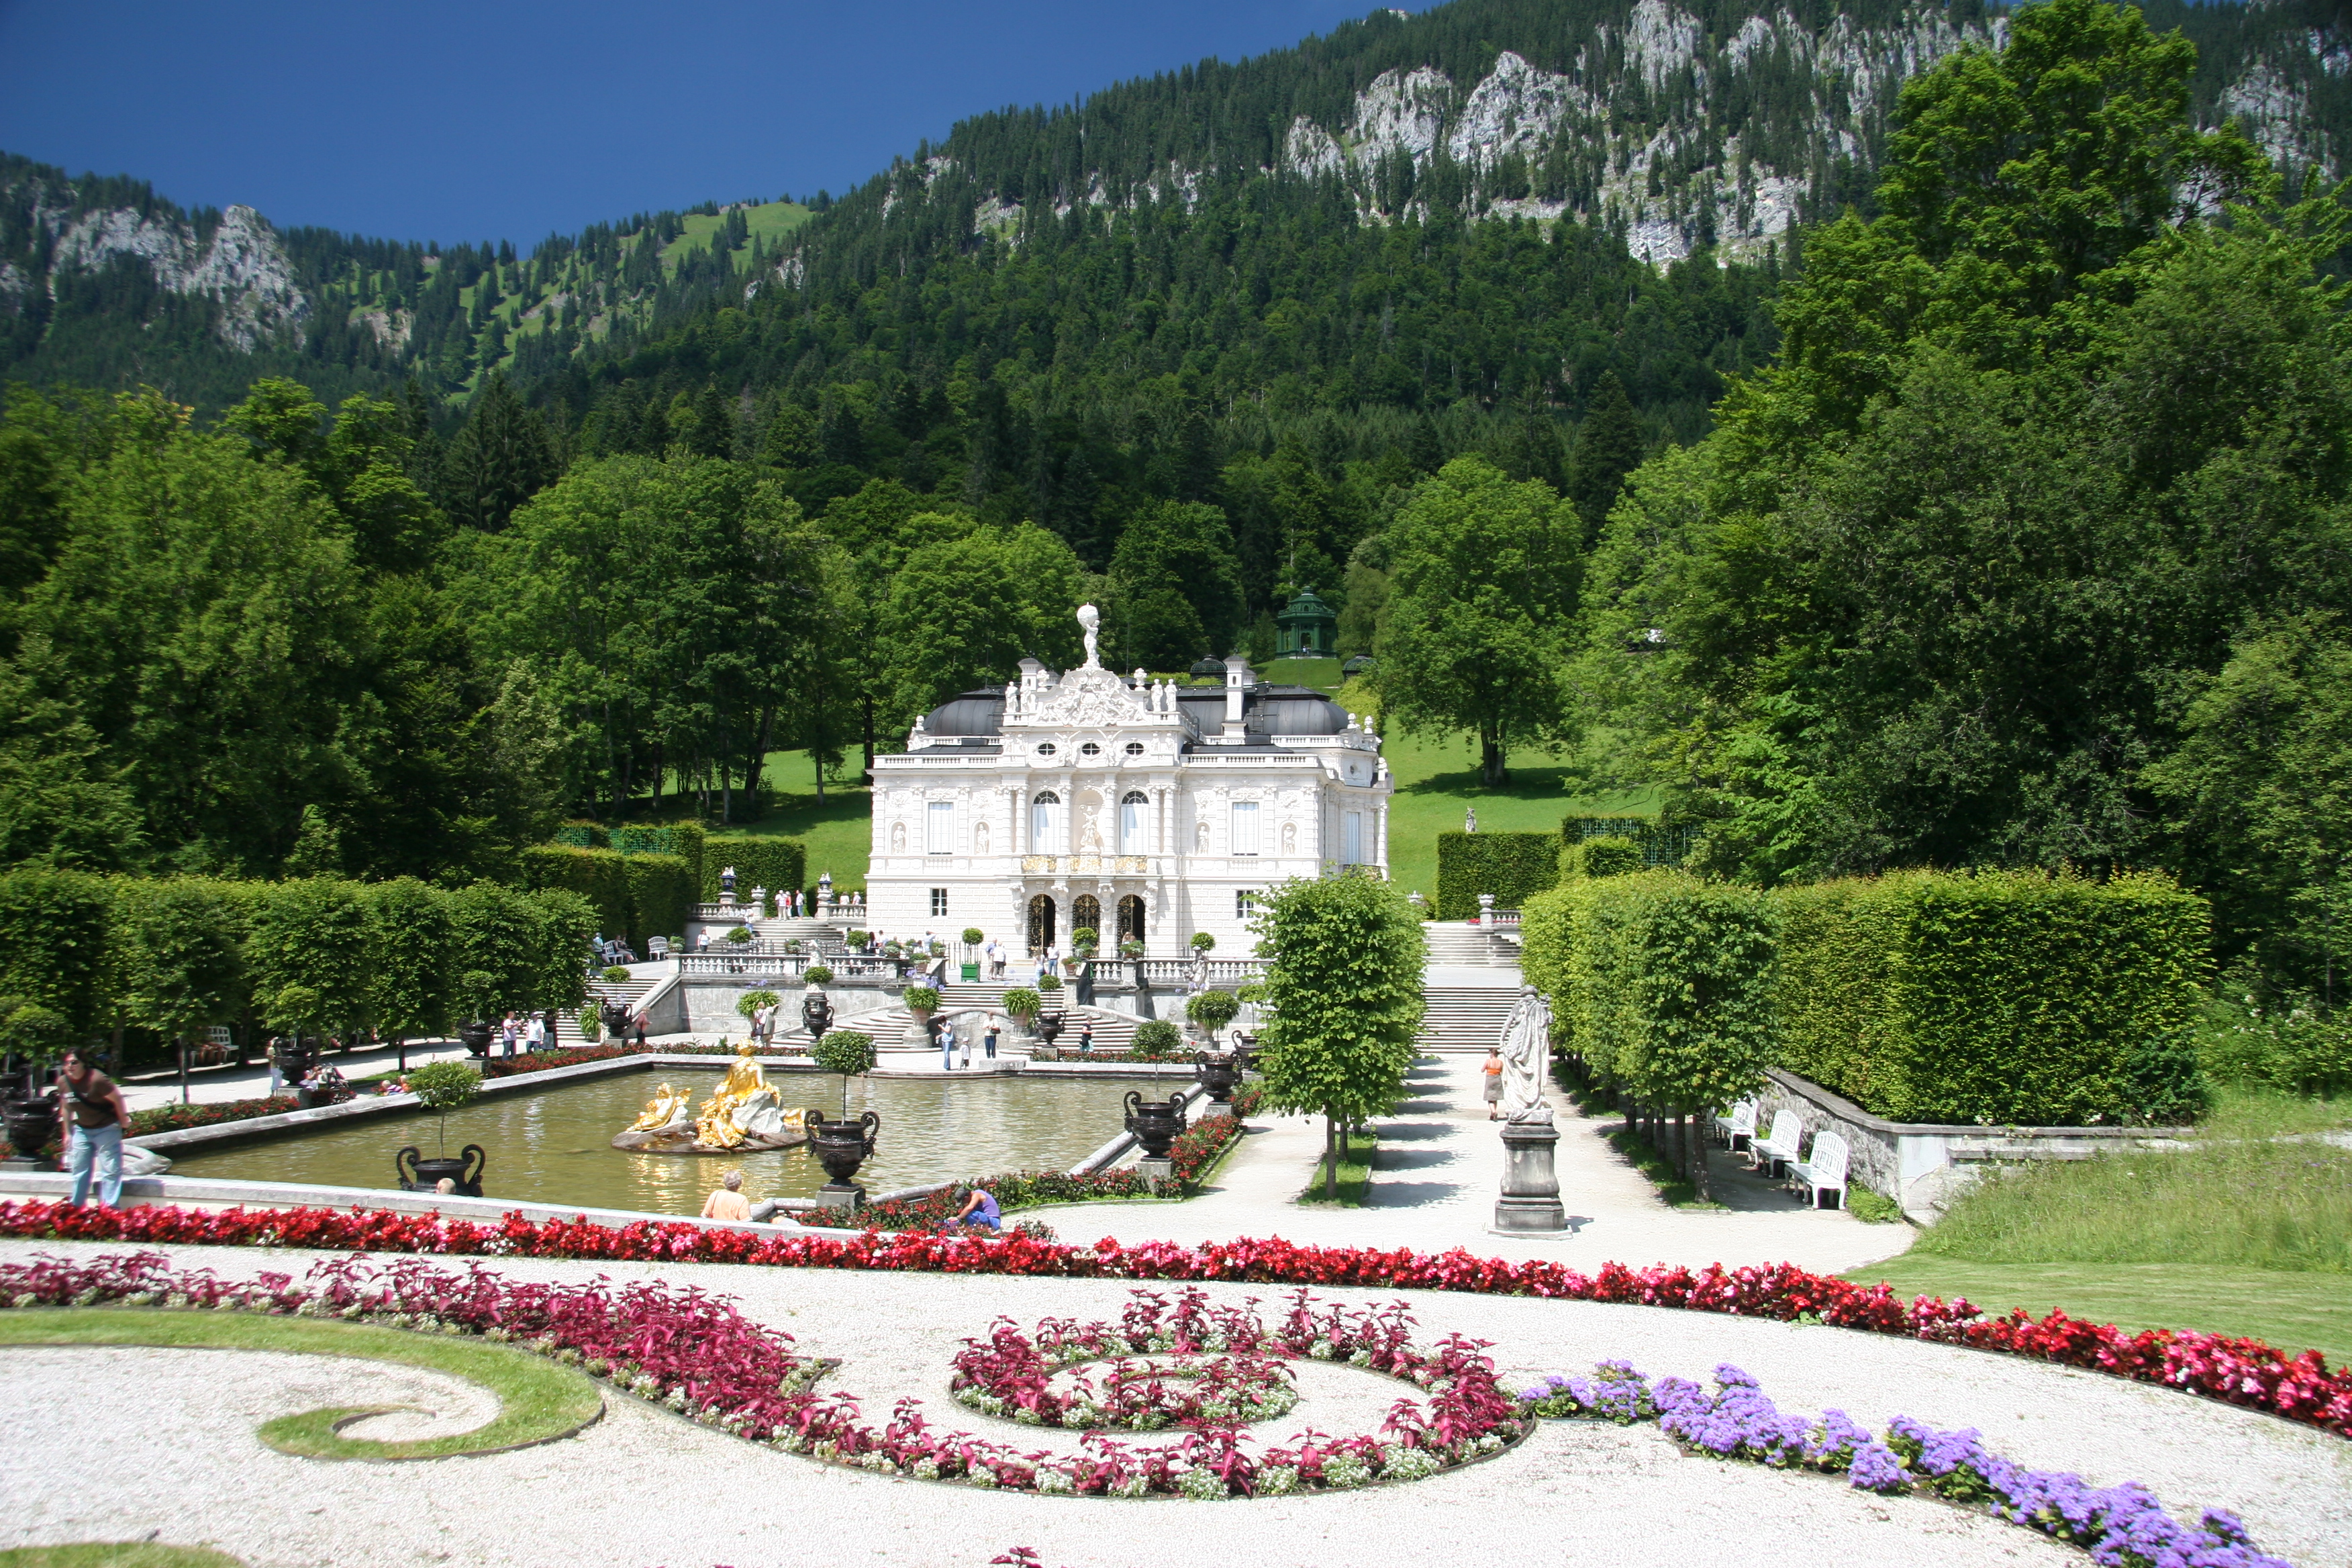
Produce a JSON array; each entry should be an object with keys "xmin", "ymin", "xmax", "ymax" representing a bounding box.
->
[
  {"xmin": 1046, "ymin": 1055, "xmax": 1912, "ymax": 1277},
  {"xmin": 1, "ymin": 1238, "xmax": 2345, "ymax": 1568}
]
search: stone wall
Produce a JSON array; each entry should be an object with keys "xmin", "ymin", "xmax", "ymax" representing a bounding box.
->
[{"xmin": 1751, "ymin": 1069, "xmax": 2194, "ymax": 1222}]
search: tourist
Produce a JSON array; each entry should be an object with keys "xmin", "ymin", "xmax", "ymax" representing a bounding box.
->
[
  {"xmin": 499, "ymin": 1013, "xmax": 520, "ymax": 1058},
  {"xmin": 434, "ymin": 1177, "xmax": 456, "ymax": 1196},
  {"xmin": 984, "ymin": 1022, "xmax": 999, "ymax": 1060},
  {"xmin": 986, "ymin": 936, "xmax": 1003, "ymax": 979},
  {"xmin": 1483, "ymin": 1046, "xmax": 1505, "ymax": 1120},
  {"xmin": 946, "ymin": 1185, "xmax": 1001, "ymax": 1232},
  {"xmin": 377, "ymin": 1075, "xmax": 409, "ymax": 1096},
  {"xmin": 632, "ymin": 1009, "xmax": 648, "ymax": 1048},
  {"xmin": 56, "ymin": 1048, "xmax": 128, "ymax": 1209},
  {"xmin": 543, "ymin": 1008, "xmax": 562, "ymax": 1052},
  {"xmin": 524, "ymin": 1014, "xmax": 545, "ymax": 1053},
  {"xmin": 938, "ymin": 1016, "xmax": 954, "ymax": 1072},
  {"xmin": 1078, "ymin": 1021, "xmax": 1093, "ymax": 1055},
  {"xmin": 960, "ymin": 1030, "xmax": 972, "ymax": 1070},
  {"xmin": 702, "ymin": 1169, "xmax": 751, "ymax": 1222}
]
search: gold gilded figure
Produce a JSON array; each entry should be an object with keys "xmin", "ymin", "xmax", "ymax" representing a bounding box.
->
[
  {"xmin": 692, "ymin": 1042, "xmax": 770, "ymax": 1150},
  {"xmin": 629, "ymin": 1082, "xmax": 691, "ymax": 1132}
]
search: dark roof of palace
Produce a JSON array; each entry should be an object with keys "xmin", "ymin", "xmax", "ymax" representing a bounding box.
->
[{"xmin": 920, "ymin": 684, "xmax": 1352, "ymax": 740}]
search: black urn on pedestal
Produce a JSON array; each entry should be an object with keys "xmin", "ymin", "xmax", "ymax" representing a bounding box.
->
[
  {"xmin": 801, "ymin": 990, "xmax": 835, "ymax": 1041},
  {"xmin": 1033, "ymin": 1011, "xmax": 1065, "ymax": 1048},
  {"xmin": 806, "ymin": 1109, "xmax": 880, "ymax": 1208},
  {"xmin": 273, "ymin": 1036, "xmax": 315, "ymax": 1093},
  {"xmin": 459, "ymin": 1022, "xmax": 494, "ymax": 1059},
  {"xmin": 2, "ymin": 1092, "xmax": 58, "ymax": 1167},
  {"xmin": 1193, "ymin": 1051, "xmax": 1240, "ymax": 1106},
  {"xmin": 397, "ymin": 1143, "xmax": 486, "ymax": 1197},
  {"xmin": 1124, "ymin": 1090, "xmax": 1189, "ymax": 1157}
]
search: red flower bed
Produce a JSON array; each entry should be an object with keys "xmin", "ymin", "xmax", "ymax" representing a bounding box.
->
[
  {"xmin": 481, "ymin": 1042, "xmax": 752, "ymax": 1079},
  {"xmin": 1, "ymin": 1197, "xmax": 2344, "ymax": 1438},
  {"xmin": 124, "ymin": 1095, "xmax": 301, "ymax": 1136}
]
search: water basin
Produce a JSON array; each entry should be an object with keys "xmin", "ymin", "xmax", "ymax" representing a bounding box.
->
[{"xmin": 167, "ymin": 1066, "xmax": 1173, "ymax": 1216}]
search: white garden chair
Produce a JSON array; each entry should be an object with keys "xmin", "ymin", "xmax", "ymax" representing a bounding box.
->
[
  {"xmin": 1712, "ymin": 1099, "xmax": 1757, "ymax": 1151},
  {"xmin": 1751, "ymin": 1108, "xmax": 1804, "ymax": 1177},
  {"xmin": 1791, "ymin": 1129, "xmax": 1850, "ymax": 1210}
]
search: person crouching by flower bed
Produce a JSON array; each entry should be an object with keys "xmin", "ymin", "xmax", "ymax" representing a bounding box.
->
[{"xmin": 948, "ymin": 1186, "xmax": 1001, "ymax": 1231}]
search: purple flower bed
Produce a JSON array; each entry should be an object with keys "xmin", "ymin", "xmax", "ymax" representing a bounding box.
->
[{"xmin": 1523, "ymin": 1364, "xmax": 2296, "ymax": 1568}]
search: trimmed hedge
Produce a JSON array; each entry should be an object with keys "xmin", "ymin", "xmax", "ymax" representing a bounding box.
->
[
  {"xmin": 1564, "ymin": 836, "xmax": 1645, "ymax": 880},
  {"xmin": 1563, "ymin": 816, "xmax": 1696, "ymax": 868},
  {"xmin": 1525, "ymin": 871, "xmax": 1778, "ymax": 1116},
  {"xmin": 1773, "ymin": 870, "xmax": 2209, "ymax": 1127},
  {"xmin": 1434, "ymin": 831, "xmax": 1561, "ymax": 920},
  {"xmin": 622, "ymin": 853, "xmax": 695, "ymax": 943},
  {"xmin": 701, "ymin": 838, "xmax": 807, "ymax": 911},
  {"xmin": 552, "ymin": 821, "xmax": 610, "ymax": 848},
  {"xmin": 614, "ymin": 821, "xmax": 705, "ymax": 898},
  {"xmin": 520, "ymin": 846, "xmax": 693, "ymax": 948}
]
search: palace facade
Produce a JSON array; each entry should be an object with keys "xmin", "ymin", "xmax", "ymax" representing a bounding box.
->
[{"xmin": 865, "ymin": 620, "xmax": 1390, "ymax": 957}]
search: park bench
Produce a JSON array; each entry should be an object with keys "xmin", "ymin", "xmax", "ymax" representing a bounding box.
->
[
  {"xmin": 1712, "ymin": 1099, "xmax": 1757, "ymax": 1151},
  {"xmin": 1751, "ymin": 1108, "xmax": 1804, "ymax": 1177},
  {"xmin": 1790, "ymin": 1128, "xmax": 1850, "ymax": 1210}
]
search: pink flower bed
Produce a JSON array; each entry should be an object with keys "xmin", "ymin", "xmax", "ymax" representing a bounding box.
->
[{"xmin": 0, "ymin": 1198, "xmax": 2344, "ymax": 1440}]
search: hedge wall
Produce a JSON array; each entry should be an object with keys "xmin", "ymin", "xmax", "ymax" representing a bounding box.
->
[
  {"xmin": 701, "ymin": 838, "xmax": 807, "ymax": 911},
  {"xmin": 1563, "ymin": 836, "xmax": 1645, "ymax": 879},
  {"xmin": 1434, "ymin": 832, "xmax": 1561, "ymax": 920},
  {"xmin": 624, "ymin": 853, "xmax": 697, "ymax": 942},
  {"xmin": 1563, "ymin": 816, "xmax": 1696, "ymax": 867},
  {"xmin": 1773, "ymin": 870, "xmax": 2210, "ymax": 1126},
  {"xmin": 519, "ymin": 846, "xmax": 693, "ymax": 948},
  {"xmin": 614, "ymin": 821, "xmax": 705, "ymax": 898},
  {"xmin": 1524, "ymin": 872, "xmax": 1777, "ymax": 1115}
]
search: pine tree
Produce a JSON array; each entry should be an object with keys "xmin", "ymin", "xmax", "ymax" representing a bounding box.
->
[{"xmin": 1566, "ymin": 373, "xmax": 1644, "ymax": 544}]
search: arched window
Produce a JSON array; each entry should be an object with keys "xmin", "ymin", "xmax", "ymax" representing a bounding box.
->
[
  {"xmin": 1120, "ymin": 790, "xmax": 1148, "ymax": 852},
  {"xmin": 1031, "ymin": 791, "xmax": 1060, "ymax": 849},
  {"xmin": 1073, "ymin": 894, "xmax": 1101, "ymax": 941},
  {"xmin": 1117, "ymin": 894, "xmax": 1146, "ymax": 947}
]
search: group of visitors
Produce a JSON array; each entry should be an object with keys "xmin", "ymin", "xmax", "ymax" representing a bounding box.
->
[
  {"xmin": 746, "ymin": 999, "xmax": 781, "ymax": 1048},
  {"xmin": 698, "ymin": 1167, "xmax": 1002, "ymax": 1233},
  {"xmin": 495, "ymin": 1010, "xmax": 565, "ymax": 1058},
  {"xmin": 593, "ymin": 936, "xmax": 638, "ymax": 965},
  {"xmin": 936, "ymin": 1019, "xmax": 1002, "ymax": 1071}
]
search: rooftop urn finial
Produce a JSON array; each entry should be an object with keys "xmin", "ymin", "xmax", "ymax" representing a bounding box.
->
[{"xmin": 1077, "ymin": 603, "xmax": 1102, "ymax": 669}]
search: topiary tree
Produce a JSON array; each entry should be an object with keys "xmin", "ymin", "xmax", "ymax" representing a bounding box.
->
[
  {"xmin": 405, "ymin": 1060, "xmax": 482, "ymax": 1157},
  {"xmin": 1187, "ymin": 989, "xmax": 1240, "ymax": 1044},
  {"xmin": 1036, "ymin": 972, "xmax": 1063, "ymax": 995},
  {"xmin": 114, "ymin": 879, "xmax": 244, "ymax": 1103},
  {"xmin": 365, "ymin": 879, "xmax": 451, "ymax": 1073},
  {"xmin": 1132, "ymin": 1019, "xmax": 1183, "ymax": 1060},
  {"xmin": 812, "ymin": 1029, "xmax": 876, "ymax": 1112},
  {"xmin": 1071, "ymin": 926, "xmax": 1099, "ymax": 955},
  {"xmin": 961, "ymin": 927, "xmax": 985, "ymax": 946},
  {"xmin": 1190, "ymin": 932, "xmax": 1216, "ymax": 952},
  {"xmin": 1251, "ymin": 874, "xmax": 1426, "ymax": 1200},
  {"xmin": 0, "ymin": 997, "xmax": 68, "ymax": 1096}
]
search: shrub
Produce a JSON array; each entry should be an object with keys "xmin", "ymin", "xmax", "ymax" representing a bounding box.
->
[
  {"xmin": 737, "ymin": 989, "xmax": 781, "ymax": 1022},
  {"xmin": 1434, "ymin": 831, "xmax": 1559, "ymax": 920},
  {"xmin": 1071, "ymin": 926, "xmax": 1099, "ymax": 952},
  {"xmin": 1002, "ymin": 988, "xmax": 1040, "ymax": 1020},
  {"xmin": 845, "ymin": 930, "xmax": 869, "ymax": 948},
  {"xmin": 724, "ymin": 926, "xmax": 753, "ymax": 944},
  {"xmin": 1119, "ymin": 939, "xmax": 1144, "ymax": 958},
  {"xmin": 1563, "ymin": 816, "xmax": 1696, "ymax": 868},
  {"xmin": 601, "ymin": 966, "xmax": 630, "ymax": 984},
  {"xmin": 2198, "ymin": 994, "xmax": 2352, "ymax": 1097},
  {"xmin": 1131, "ymin": 1020, "xmax": 1184, "ymax": 1059},
  {"xmin": 700, "ymin": 838, "xmax": 806, "ymax": 909},
  {"xmin": 1036, "ymin": 973, "xmax": 1063, "ymax": 993},
  {"xmin": 803, "ymin": 965, "xmax": 834, "ymax": 987},
  {"xmin": 1773, "ymin": 870, "xmax": 2211, "ymax": 1126},
  {"xmin": 552, "ymin": 820, "xmax": 609, "ymax": 848},
  {"xmin": 518, "ymin": 845, "xmax": 632, "ymax": 938},
  {"xmin": 1565, "ymin": 836, "xmax": 1645, "ymax": 880},
  {"xmin": 1187, "ymin": 991, "xmax": 1240, "ymax": 1033},
  {"xmin": 961, "ymin": 927, "xmax": 985, "ymax": 945},
  {"xmin": 1190, "ymin": 932, "xmax": 1216, "ymax": 952},
  {"xmin": 0, "ymin": 870, "xmax": 115, "ymax": 1032},
  {"xmin": 613, "ymin": 820, "xmax": 705, "ymax": 895},
  {"xmin": 903, "ymin": 986, "xmax": 940, "ymax": 1012}
]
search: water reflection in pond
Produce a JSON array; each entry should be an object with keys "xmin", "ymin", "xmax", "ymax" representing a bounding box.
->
[{"xmin": 168, "ymin": 1067, "xmax": 1173, "ymax": 1216}]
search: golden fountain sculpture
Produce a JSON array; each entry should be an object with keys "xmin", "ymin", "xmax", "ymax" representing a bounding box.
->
[{"xmin": 611, "ymin": 1042, "xmax": 808, "ymax": 1153}]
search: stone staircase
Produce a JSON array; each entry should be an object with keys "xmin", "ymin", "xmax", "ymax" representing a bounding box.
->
[
  {"xmin": 1417, "ymin": 986, "xmax": 1521, "ymax": 1054},
  {"xmin": 1421, "ymin": 920, "xmax": 1519, "ymax": 968},
  {"xmin": 556, "ymin": 966, "xmax": 671, "ymax": 1046},
  {"xmin": 797, "ymin": 998, "xmax": 1149, "ymax": 1057}
]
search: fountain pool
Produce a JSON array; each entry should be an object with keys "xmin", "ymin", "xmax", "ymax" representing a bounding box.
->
[{"xmin": 166, "ymin": 1067, "xmax": 1165, "ymax": 1216}]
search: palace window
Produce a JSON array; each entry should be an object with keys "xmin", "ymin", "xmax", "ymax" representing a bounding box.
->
[
  {"xmin": 1036, "ymin": 742, "xmax": 1057, "ymax": 757},
  {"xmin": 1120, "ymin": 791, "xmax": 1147, "ymax": 852},
  {"xmin": 930, "ymin": 888, "xmax": 948, "ymax": 917},
  {"xmin": 926, "ymin": 800, "xmax": 954, "ymax": 854},
  {"xmin": 1230, "ymin": 800, "xmax": 1260, "ymax": 856},
  {"xmin": 1079, "ymin": 742, "xmax": 1101, "ymax": 758},
  {"xmin": 1344, "ymin": 811, "xmax": 1363, "ymax": 865},
  {"xmin": 1124, "ymin": 742, "xmax": 1144, "ymax": 757},
  {"xmin": 1236, "ymin": 889, "xmax": 1259, "ymax": 920},
  {"xmin": 1030, "ymin": 791, "xmax": 1061, "ymax": 847}
]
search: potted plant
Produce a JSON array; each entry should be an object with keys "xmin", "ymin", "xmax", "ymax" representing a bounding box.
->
[
  {"xmin": 845, "ymin": 929, "xmax": 871, "ymax": 951},
  {"xmin": 0, "ymin": 999, "xmax": 66, "ymax": 1165},
  {"xmin": 903, "ymin": 985, "xmax": 940, "ymax": 1038},
  {"xmin": 396, "ymin": 1060, "xmax": 487, "ymax": 1195},
  {"xmin": 811, "ymin": 1029, "xmax": 876, "ymax": 1114},
  {"xmin": 1191, "ymin": 932, "xmax": 1216, "ymax": 954},
  {"xmin": 1119, "ymin": 938, "xmax": 1144, "ymax": 960},
  {"xmin": 960, "ymin": 928, "xmax": 984, "ymax": 983},
  {"xmin": 1001, "ymin": 987, "xmax": 1041, "ymax": 1037},
  {"xmin": 725, "ymin": 926, "xmax": 754, "ymax": 945}
]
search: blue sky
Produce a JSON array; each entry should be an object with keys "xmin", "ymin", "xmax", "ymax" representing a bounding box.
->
[{"xmin": 0, "ymin": 1, "xmax": 1377, "ymax": 246}]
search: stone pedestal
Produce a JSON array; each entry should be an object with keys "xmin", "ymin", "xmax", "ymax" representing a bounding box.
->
[
  {"xmin": 1493, "ymin": 1108, "xmax": 1567, "ymax": 1232},
  {"xmin": 1137, "ymin": 1155, "xmax": 1175, "ymax": 1192},
  {"xmin": 817, "ymin": 1181, "xmax": 865, "ymax": 1212}
]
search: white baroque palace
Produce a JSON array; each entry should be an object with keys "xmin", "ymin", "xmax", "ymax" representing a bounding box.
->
[{"xmin": 867, "ymin": 605, "xmax": 1391, "ymax": 956}]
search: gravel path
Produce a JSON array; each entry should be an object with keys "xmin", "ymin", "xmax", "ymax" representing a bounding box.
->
[
  {"xmin": 1, "ymin": 1238, "xmax": 2344, "ymax": 1568},
  {"xmin": 1046, "ymin": 1055, "xmax": 1912, "ymax": 1276}
]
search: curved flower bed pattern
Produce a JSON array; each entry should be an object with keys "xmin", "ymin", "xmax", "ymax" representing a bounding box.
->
[
  {"xmin": 1522, "ymin": 1363, "xmax": 2296, "ymax": 1568},
  {"xmin": 0, "ymin": 1198, "xmax": 2345, "ymax": 1440}
]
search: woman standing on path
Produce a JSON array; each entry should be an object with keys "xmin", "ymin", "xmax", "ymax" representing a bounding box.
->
[{"xmin": 1482, "ymin": 1046, "xmax": 1505, "ymax": 1120}]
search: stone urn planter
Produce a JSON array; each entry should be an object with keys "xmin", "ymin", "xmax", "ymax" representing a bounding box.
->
[
  {"xmin": 1124, "ymin": 1090, "xmax": 1189, "ymax": 1157},
  {"xmin": 273, "ymin": 1036, "xmax": 315, "ymax": 1089},
  {"xmin": 806, "ymin": 1110, "xmax": 880, "ymax": 1208},
  {"xmin": 2, "ymin": 1093, "xmax": 57, "ymax": 1166},
  {"xmin": 1033, "ymin": 1011, "xmax": 1065, "ymax": 1048},
  {"xmin": 1193, "ymin": 1051, "xmax": 1240, "ymax": 1106},
  {"xmin": 459, "ymin": 1022, "xmax": 494, "ymax": 1059},
  {"xmin": 800, "ymin": 989, "xmax": 836, "ymax": 1042},
  {"xmin": 397, "ymin": 1143, "xmax": 486, "ymax": 1197}
]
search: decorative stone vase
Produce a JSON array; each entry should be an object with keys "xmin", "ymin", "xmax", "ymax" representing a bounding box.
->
[
  {"xmin": 1033, "ymin": 1011, "xmax": 1065, "ymax": 1048},
  {"xmin": 1193, "ymin": 1052, "xmax": 1240, "ymax": 1106},
  {"xmin": 800, "ymin": 989, "xmax": 835, "ymax": 1042},
  {"xmin": 459, "ymin": 1022, "xmax": 494, "ymax": 1059},
  {"xmin": 806, "ymin": 1110, "xmax": 880, "ymax": 1209},
  {"xmin": 273, "ymin": 1036, "xmax": 315, "ymax": 1089},
  {"xmin": 1124, "ymin": 1090, "xmax": 1189, "ymax": 1157},
  {"xmin": 397, "ymin": 1142, "xmax": 486, "ymax": 1197},
  {"xmin": 2, "ymin": 1095, "xmax": 57, "ymax": 1165}
]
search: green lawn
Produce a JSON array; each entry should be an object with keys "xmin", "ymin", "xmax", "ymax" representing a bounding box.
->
[
  {"xmin": 1839, "ymin": 1257, "xmax": 2352, "ymax": 1366},
  {"xmin": 1300, "ymin": 1128, "xmax": 1377, "ymax": 1206},
  {"xmin": 0, "ymin": 1309, "xmax": 603, "ymax": 1460},
  {"xmin": 0, "ymin": 1548, "xmax": 245, "ymax": 1568}
]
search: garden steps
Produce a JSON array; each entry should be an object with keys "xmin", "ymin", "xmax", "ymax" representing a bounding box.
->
[{"xmin": 1416, "ymin": 986, "xmax": 1521, "ymax": 1053}]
